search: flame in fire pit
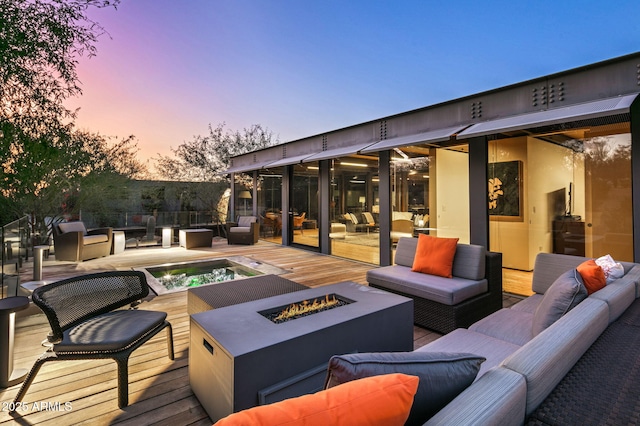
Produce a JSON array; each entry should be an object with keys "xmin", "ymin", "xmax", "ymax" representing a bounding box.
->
[{"xmin": 274, "ymin": 294, "xmax": 340, "ymax": 322}]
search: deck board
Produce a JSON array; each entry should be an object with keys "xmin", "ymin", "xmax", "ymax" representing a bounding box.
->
[{"xmin": 1, "ymin": 241, "xmax": 521, "ymax": 425}]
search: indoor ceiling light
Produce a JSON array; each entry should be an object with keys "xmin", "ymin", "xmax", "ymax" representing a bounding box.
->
[{"xmin": 339, "ymin": 162, "xmax": 368, "ymax": 167}]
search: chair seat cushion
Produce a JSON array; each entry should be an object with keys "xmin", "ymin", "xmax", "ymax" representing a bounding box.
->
[
  {"xmin": 57, "ymin": 221, "xmax": 88, "ymax": 235},
  {"xmin": 83, "ymin": 234, "xmax": 109, "ymax": 245},
  {"xmin": 54, "ymin": 310, "xmax": 167, "ymax": 352},
  {"xmin": 229, "ymin": 227, "xmax": 251, "ymax": 234}
]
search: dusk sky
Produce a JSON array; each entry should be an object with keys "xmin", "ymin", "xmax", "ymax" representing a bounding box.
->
[{"xmin": 68, "ymin": 1, "xmax": 640, "ymax": 166}]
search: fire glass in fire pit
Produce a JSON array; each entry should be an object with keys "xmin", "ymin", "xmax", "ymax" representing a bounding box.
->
[{"xmin": 260, "ymin": 294, "xmax": 354, "ymax": 324}]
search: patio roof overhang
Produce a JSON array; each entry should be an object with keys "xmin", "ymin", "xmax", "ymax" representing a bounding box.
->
[
  {"xmin": 302, "ymin": 141, "xmax": 377, "ymax": 162},
  {"xmin": 221, "ymin": 158, "xmax": 277, "ymax": 174},
  {"xmin": 361, "ymin": 125, "xmax": 469, "ymax": 153},
  {"xmin": 265, "ymin": 153, "xmax": 316, "ymax": 168},
  {"xmin": 457, "ymin": 94, "xmax": 638, "ymax": 139}
]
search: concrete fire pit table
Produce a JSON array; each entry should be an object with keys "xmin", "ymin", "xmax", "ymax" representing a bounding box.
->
[{"xmin": 189, "ymin": 281, "xmax": 413, "ymax": 422}]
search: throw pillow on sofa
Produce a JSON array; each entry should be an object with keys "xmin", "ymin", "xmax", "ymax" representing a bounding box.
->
[
  {"xmin": 577, "ymin": 259, "xmax": 606, "ymax": 295},
  {"xmin": 213, "ymin": 373, "xmax": 418, "ymax": 426},
  {"xmin": 532, "ymin": 268, "xmax": 588, "ymax": 336},
  {"xmin": 411, "ymin": 235, "xmax": 459, "ymax": 278},
  {"xmin": 324, "ymin": 351, "xmax": 485, "ymax": 426},
  {"xmin": 595, "ymin": 254, "xmax": 625, "ymax": 284}
]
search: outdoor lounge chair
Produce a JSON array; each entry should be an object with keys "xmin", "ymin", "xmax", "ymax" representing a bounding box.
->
[
  {"xmin": 10, "ymin": 271, "xmax": 174, "ymax": 411},
  {"xmin": 226, "ymin": 216, "xmax": 260, "ymax": 245},
  {"xmin": 52, "ymin": 221, "xmax": 113, "ymax": 261}
]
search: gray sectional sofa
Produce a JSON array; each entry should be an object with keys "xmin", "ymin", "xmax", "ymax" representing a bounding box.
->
[
  {"xmin": 421, "ymin": 252, "xmax": 640, "ymax": 425},
  {"xmin": 367, "ymin": 237, "xmax": 503, "ymax": 333}
]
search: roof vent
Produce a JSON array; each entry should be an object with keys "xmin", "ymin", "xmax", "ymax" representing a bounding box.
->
[
  {"xmin": 471, "ymin": 101, "xmax": 482, "ymax": 119},
  {"xmin": 380, "ymin": 120, "xmax": 388, "ymax": 140}
]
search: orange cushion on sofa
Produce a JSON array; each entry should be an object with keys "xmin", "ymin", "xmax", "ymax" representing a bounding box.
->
[
  {"xmin": 411, "ymin": 234, "xmax": 459, "ymax": 278},
  {"xmin": 577, "ymin": 259, "xmax": 606, "ymax": 294},
  {"xmin": 213, "ymin": 373, "xmax": 419, "ymax": 426}
]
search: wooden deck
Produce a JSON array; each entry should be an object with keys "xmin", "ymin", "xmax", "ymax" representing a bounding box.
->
[{"xmin": 0, "ymin": 239, "xmax": 523, "ymax": 425}]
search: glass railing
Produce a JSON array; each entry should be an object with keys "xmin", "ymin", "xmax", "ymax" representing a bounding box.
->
[
  {"xmin": 72, "ymin": 210, "xmax": 225, "ymax": 230},
  {"xmin": 1, "ymin": 216, "xmax": 29, "ymax": 299}
]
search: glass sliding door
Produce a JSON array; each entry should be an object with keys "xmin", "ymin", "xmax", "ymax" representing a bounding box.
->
[
  {"xmin": 488, "ymin": 121, "xmax": 632, "ymax": 271},
  {"xmin": 291, "ymin": 162, "xmax": 319, "ymax": 247},
  {"xmin": 390, "ymin": 143, "xmax": 470, "ymax": 258},
  {"xmin": 330, "ymin": 155, "xmax": 380, "ymax": 264},
  {"xmin": 257, "ymin": 168, "xmax": 282, "ymax": 242}
]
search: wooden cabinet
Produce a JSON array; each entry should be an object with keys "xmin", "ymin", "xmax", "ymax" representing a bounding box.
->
[{"xmin": 552, "ymin": 219, "xmax": 585, "ymax": 257}]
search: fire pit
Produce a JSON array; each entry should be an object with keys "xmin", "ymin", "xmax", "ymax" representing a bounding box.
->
[
  {"xmin": 260, "ymin": 294, "xmax": 353, "ymax": 324},
  {"xmin": 189, "ymin": 281, "xmax": 413, "ymax": 422}
]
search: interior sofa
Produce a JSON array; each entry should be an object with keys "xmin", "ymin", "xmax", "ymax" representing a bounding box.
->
[
  {"xmin": 226, "ymin": 216, "xmax": 259, "ymax": 245},
  {"xmin": 52, "ymin": 221, "xmax": 113, "ymax": 262},
  {"xmin": 367, "ymin": 237, "xmax": 503, "ymax": 333}
]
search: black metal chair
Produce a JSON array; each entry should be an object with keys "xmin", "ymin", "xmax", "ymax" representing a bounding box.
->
[{"xmin": 10, "ymin": 271, "xmax": 174, "ymax": 411}]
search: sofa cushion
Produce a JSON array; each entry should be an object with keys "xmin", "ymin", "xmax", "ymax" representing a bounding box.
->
[
  {"xmin": 532, "ymin": 268, "xmax": 588, "ymax": 336},
  {"xmin": 416, "ymin": 329, "xmax": 521, "ymax": 379},
  {"xmin": 412, "ymin": 235, "xmax": 459, "ymax": 278},
  {"xmin": 510, "ymin": 294, "xmax": 544, "ymax": 313},
  {"xmin": 367, "ymin": 267, "xmax": 487, "ymax": 305},
  {"xmin": 57, "ymin": 221, "xmax": 87, "ymax": 235},
  {"xmin": 577, "ymin": 259, "xmax": 606, "ymax": 294},
  {"xmin": 213, "ymin": 373, "xmax": 418, "ymax": 426},
  {"xmin": 424, "ymin": 367, "xmax": 527, "ymax": 426},
  {"xmin": 325, "ymin": 352, "xmax": 485, "ymax": 426},
  {"xmin": 595, "ymin": 254, "xmax": 625, "ymax": 284},
  {"xmin": 590, "ymin": 275, "xmax": 637, "ymax": 323},
  {"xmin": 469, "ymin": 308, "xmax": 534, "ymax": 346},
  {"xmin": 395, "ymin": 237, "xmax": 419, "ymax": 267},
  {"xmin": 502, "ymin": 298, "xmax": 609, "ymax": 416},
  {"xmin": 531, "ymin": 253, "xmax": 588, "ymax": 294},
  {"xmin": 229, "ymin": 226, "xmax": 251, "ymax": 234},
  {"xmin": 451, "ymin": 243, "xmax": 486, "ymax": 280},
  {"xmin": 237, "ymin": 216, "xmax": 256, "ymax": 227}
]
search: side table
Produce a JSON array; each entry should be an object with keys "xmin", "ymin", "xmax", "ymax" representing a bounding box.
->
[
  {"xmin": 112, "ymin": 231, "xmax": 126, "ymax": 254},
  {"xmin": 33, "ymin": 245, "xmax": 49, "ymax": 282},
  {"xmin": 0, "ymin": 296, "xmax": 29, "ymax": 388}
]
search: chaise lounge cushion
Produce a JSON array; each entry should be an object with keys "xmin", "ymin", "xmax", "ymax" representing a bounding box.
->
[
  {"xmin": 324, "ymin": 352, "xmax": 485, "ymax": 426},
  {"xmin": 532, "ymin": 268, "xmax": 588, "ymax": 336},
  {"xmin": 214, "ymin": 373, "xmax": 419, "ymax": 426}
]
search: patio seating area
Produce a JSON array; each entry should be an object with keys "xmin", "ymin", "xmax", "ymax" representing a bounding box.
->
[{"xmin": 0, "ymin": 239, "xmax": 522, "ymax": 425}]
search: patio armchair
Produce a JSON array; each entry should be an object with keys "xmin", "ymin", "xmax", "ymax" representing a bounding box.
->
[
  {"xmin": 52, "ymin": 221, "xmax": 112, "ymax": 262},
  {"xmin": 226, "ymin": 216, "xmax": 260, "ymax": 245},
  {"xmin": 10, "ymin": 271, "xmax": 174, "ymax": 410}
]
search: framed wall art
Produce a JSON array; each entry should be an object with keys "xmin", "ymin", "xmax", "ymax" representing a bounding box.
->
[{"xmin": 488, "ymin": 160, "xmax": 523, "ymax": 221}]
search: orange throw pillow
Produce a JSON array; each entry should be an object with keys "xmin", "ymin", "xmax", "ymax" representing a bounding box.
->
[
  {"xmin": 213, "ymin": 373, "xmax": 419, "ymax": 426},
  {"xmin": 577, "ymin": 259, "xmax": 606, "ymax": 295},
  {"xmin": 411, "ymin": 235, "xmax": 459, "ymax": 278}
]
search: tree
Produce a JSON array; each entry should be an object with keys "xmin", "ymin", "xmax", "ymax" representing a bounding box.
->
[
  {"xmin": 0, "ymin": 0, "xmax": 151, "ymax": 237},
  {"xmin": 154, "ymin": 123, "xmax": 279, "ymax": 182},
  {"xmin": 1, "ymin": 124, "xmax": 145, "ymax": 238},
  {"xmin": 1, "ymin": 0, "xmax": 120, "ymax": 132},
  {"xmin": 154, "ymin": 123, "xmax": 278, "ymax": 223}
]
